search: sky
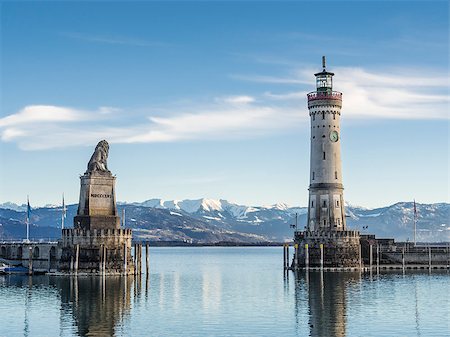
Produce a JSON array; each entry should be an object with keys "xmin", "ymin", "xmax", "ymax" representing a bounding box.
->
[{"xmin": 0, "ymin": 1, "xmax": 449, "ymax": 209}]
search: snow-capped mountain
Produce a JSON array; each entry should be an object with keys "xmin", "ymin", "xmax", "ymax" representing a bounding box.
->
[{"xmin": 1, "ymin": 199, "xmax": 448, "ymax": 243}]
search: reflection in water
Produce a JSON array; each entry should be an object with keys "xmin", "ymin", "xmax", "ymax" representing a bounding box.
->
[
  {"xmin": 2, "ymin": 275, "xmax": 137, "ymax": 337},
  {"xmin": 294, "ymin": 271, "xmax": 360, "ymax": 337},
  {"xmin": 1, "ymin": 249, "xmax": 448, "ymax": 337},
  {"xmin": 56, "ymin": 276, "xmax": 134, "ymax": 336},
  {"xmin": 202, "ymin": 267, "xmax": 222, "ymax": 312}
]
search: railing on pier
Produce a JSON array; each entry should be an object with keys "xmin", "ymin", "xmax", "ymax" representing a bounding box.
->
[{"xmin": 0, "ymin": 238, "xmax": 59, "ymax": 244}]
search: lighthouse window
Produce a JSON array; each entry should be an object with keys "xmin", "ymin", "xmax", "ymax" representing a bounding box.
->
[
  {"xmin": 322, "ymin": 112, "xmax": 325, "ymax": 119},
  {"xmin": 323, "ymin": 200, "xmax": 327, "ymax": 207},
  {"xmin": 311, "ymin": 201, "xmax": 314, "ymax": 207},
  {"xmin": 313, "ymin": 115, "xmax": 315, "ymax": 121},
  {"xmin": 336, "ymin": 200, "xmax": 340, "ymax": 207},
  {"xmin": 333, "ymin": 113, "xmax": 336, "ymax": 120},
  {"xmin": 323, "ymin": 220, "xmax": 326, "ymax": 226},
  {"xmin": 312, "ymin": 172, "xmax": 315, "ymax": 180},
  {"xmin": 335, "ymin": 171, "xmax": 338, "ymax": 179},
  {"xmin": 323, "ymin": 152, "xmax": 326, "ymax": 160}
]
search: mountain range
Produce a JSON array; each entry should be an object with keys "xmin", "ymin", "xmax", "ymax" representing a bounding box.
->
[{"xmin": 0, "ymin": 199, "xmax": 448, "ymax": 243}]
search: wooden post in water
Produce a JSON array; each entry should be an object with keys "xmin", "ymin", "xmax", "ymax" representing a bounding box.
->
[
  {"xmin": 74, "ymin": 244, "xmax": 79, "ymax": 274},
  {"xmin": 99, "ymin": 245, "xmax": 103, "ymax": 275},
  {"xmin": 145, "ymin": 242, "xmax": 149, "ymax": 277},
  {"xmin": 305, "ymin": 244, "xmax": 309, "ymax": 270},
  {"xmin": 133, "ymin": 243, "xmax": 136, "ymax": 276},
  {"xmin": 402, "ymin": 247, "xmax": 405, "ymax": 269},
  {"xmin": 123, "ymin": 243, "xmax": 127, "ymax": 275},
  {"xmin": 294, "ymin": 244, "xmax": 299, "ymax": 270},
  {"xmin": 136, "ymin": 244, "xmax": 139, "ymax": 275},
  {"xmin": 139, "ymin": 243, "xmax": 142, "ymax": 275},
  {"xmin": 369, "ymin": 244, "xmax": 373, "ymax": 270},
  {"xmin": 376, "ymin": 244, "xmax": 380, "ymax": 272},
  {"xmin": 283, "ymin": 244, "xmax": 287, "ymax": 270},
  {"xmin": 28, "ymin": 246, "xmax": 33, "ymax": 276},
  {"xmin": 103, "ymin": 246, "xmax": 107, "ymax": 276},
  {"xmin": 286, "ymin": 244, "xmax": 290, "ymax": 270},
  {"xmin": 359, "ymin": 244, "xmax": 362, "ymax": 270},
  {"xmin": 320, "ymin": 244, "xmax": 324, "ymax": 270},
  {"xmin": 428, "ymin": 246, "xmax": 432, "ymax": 269},
  {"xmin": 47, "ymin": 251, "xmax": 51, "ymax": 272}
]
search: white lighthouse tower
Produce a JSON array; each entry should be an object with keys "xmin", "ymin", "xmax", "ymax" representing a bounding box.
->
[
  {"xmin": 306, "ymin": 56, "xmax": 346, "ymax": 232},
  {"xmin": 293, "ymin": 57, "xmax": 360, "ymax": 269}
]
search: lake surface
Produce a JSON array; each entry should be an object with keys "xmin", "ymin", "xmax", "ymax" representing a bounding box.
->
[{"xmin": 0, "ymin": 247, "xmax": 449, "ymax": 337}]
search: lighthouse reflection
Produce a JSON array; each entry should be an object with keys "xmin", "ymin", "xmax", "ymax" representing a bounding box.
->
[{"xmin": 294, "ymin": 271, "xmax": 360, "ymax": 337}]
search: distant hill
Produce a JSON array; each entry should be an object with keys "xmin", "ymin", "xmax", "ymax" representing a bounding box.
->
[{"xmin": 0, "ymin": 199, "xmax": 448, "ymax": 243}]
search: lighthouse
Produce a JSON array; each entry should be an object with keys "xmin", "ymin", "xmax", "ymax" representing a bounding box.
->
[
  {"xmin": 293, "ymin": 57, "xmax": 361, "ymax": 269},
  {"xmin": 306, "ymin": 56, "xmax": 346, "ymax": 232}
]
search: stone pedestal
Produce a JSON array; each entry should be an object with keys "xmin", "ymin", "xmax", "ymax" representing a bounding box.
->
[
  {"xmin": 74, "ymin": 173, "xmax": 120, "ymax": 230},
  {"xmin": 294, "ymin": 230, "xmax": 361, "ymax": 269}
]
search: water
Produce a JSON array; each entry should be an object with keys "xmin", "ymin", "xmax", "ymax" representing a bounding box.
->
[{"xmin": 0, "ymin": 247, "xmax": 449, "ymax": 337}]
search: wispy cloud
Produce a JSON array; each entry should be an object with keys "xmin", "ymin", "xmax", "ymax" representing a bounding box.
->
[
  {"xmin": 235, "ymin": 66, "xmax": 450, "ymax": 120},
  {"xmin": 1, "ymin": 66, "xmax": 448, "ymax": 150},
  {"xmin": 61, "ymin": 32, "xmax": 171, "ymax": 47},
  {"xmin": 0, "ymin": 99, "xmax": 302, "ymax": 150}
]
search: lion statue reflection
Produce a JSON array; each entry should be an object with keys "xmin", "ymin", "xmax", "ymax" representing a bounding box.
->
[{"xmin": 86, "ymin": 140, "xmax": 110, "ymax": 174}]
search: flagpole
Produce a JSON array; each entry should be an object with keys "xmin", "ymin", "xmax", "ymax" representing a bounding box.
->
[
  {"xmin": 413, "ymin": 199, "xmax": 417, "ymax": 247},
  {"xmin": 62, "ymin": 193, "xmax": 66, "ymax": 230},
  {"xmin": 26, "ymin": 195, "xmax": 30, "ymax": 243}
]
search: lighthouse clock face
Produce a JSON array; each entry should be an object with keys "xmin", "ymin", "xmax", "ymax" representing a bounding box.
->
[{"xmin": 329, "ymin": 130, "xmax": 339, "ymax": 142}]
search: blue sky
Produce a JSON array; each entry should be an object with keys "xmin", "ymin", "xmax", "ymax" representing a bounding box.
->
[{"xmin": 0, "ymin": 1, "xmax": 448, "ymax": 208}]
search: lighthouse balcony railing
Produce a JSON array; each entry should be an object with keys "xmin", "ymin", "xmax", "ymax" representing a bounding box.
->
[{"xmin": 307, "ymin": 91, "xmax": 342, "ymax": 102}]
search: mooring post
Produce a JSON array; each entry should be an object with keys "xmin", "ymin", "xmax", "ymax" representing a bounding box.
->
[
  {"xmin": 103, "ymin": 246, "xmax": 107, "ymax": 276},
  {"xmin": 75, "ymin": 244, "xmax": 79, "ymax": 274},
  {"xmin": 283, "ymin": 244, "xmax": 287, "ymax": 270},
  {"xmin": 376, "ymin": 244, "xmax": 380, "ymax": 272},
  {"xmin": 294, "ymin": 244, "xmax": 299, "ymax": 270},
  {"xmin": 123, "ymin": 243, "xmax": 127, "ymax": 275},
  {"xmin": 305, "ymin": 244, "xmax": 309, "ymax": 270},
  {"xmin": 320, "ymin": 244, "xmax": 324, "ymax": 270},
  {"xmin": 139, "ymin": 243, "xmax": 143, "ymax": 275},
  {"xmin": 369, "ymin": 244, "xmax": 373, "ymax": 271},
  {"xmin": 99, "ymin": 244, "xmax": 103, "ymax": 275},
  {"xmin": 133, "ymin": 243, "xmax": 136, "ymax": 276},
  {"xmin": 136, "ymin": 244, "xmax": 139, "ymax": 275},
  {"xmin": 136, "ymin": 243, "xmax": 139, "ymax": 276},
  {"xmin": 145, "ymin": 242, "xmax": 149, "ymax": 277},
  {"xmin": 28, "ymin": 246, "xmax": 33, "ymax": 276},
  {"xmin": 286, "ymin": 244, "xmax": 290, "ymax": 269},
  {"xmin": 359, "ymin": 244, "xmax": 362, "ymax": 270},
  {"xmin": 428, "ymin": 246, "xmax": 432, "ymax": 269},
  {"xmin": 402, "ymin": 247, "xmax": 405, "ymax": 269}
]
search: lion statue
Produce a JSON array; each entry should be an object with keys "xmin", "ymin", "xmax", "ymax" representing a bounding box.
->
[{"xmin": 86, "ymin": 140, "xmax": 110, "ymax": 174}]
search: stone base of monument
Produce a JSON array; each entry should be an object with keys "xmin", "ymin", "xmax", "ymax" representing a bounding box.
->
[
  {"xmin": 74, "ymin": 215, "xmax": 121, "ymax": 230},
  {"xmin": 293, "ymin": 230, "xmax": 361, "ymax": 269},
  {"xmin": 59, "ymin": 228, "xmax": 135, "ymax": 275}
]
